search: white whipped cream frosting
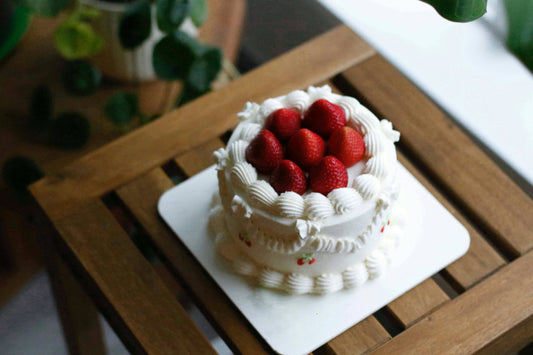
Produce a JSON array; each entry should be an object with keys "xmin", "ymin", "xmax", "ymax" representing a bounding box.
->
[
  {"xmin": 230, "ymin": 162, "xmax": 257, "ymax": 191},
  {"xmin": 208, "ymin": 202, "xmax": 407, "ymax": 295},
  {"xmin": 328, "ymin": 188, "xmax": 362, "ymax": 214},
  {"xmin": 237, "ymin": 122, "xmax": 262, "ymax": 141},
  {"xmin": 227, "ymin": 140, "xmax": 248, "ymax": 165},
  {"xmin": 248, "ymin": 180, "xmax": 278, "ymax": 211},
  {"xmin": 213, "ymin": 85, "xmax": 400, "ymax": 222},
  {"xmin": 231, "ymin": 195, "xmax": 252, "ymax": 218},
  {"xmin": 208, "ymin": 85, "xmax": 405, "ymax": 295},
  {"xmin": 354, "ymin": 174, "xmax": 381, "ymax": 200},
  {"xmin": 283, "ymin": 90, "xmax": 309, "ymax": 112},
  {"xmin": 275, "ymin": 191, "xmax": 305, "ymax": 218},
  {"xmin": 304, "ymin": 193, "xmax": 335, "ymax": 221}
]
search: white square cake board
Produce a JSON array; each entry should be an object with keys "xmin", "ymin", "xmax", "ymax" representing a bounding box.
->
[{"xmin": 158, "ymin": 164, "xmax": 469, "ymax": 355}]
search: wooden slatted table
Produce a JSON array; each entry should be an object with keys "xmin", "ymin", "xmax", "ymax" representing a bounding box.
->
[{"xmin": 29, "ymin": 25, "xmax": 533, "ymax": 355}]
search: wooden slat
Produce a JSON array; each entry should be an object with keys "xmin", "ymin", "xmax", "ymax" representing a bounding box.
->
[
  {"xmin": 386, "ymin": 278, "xmax": 449, "ymax": 328},
  {"xmin": 52, "ymin": 199, "xmax": 216, "ymax": 355},
  {"xmin": 30, "ymin": 25, "xmax": 376, "ymax": 220},
  {"xmin": 45, "ymin": 240, "xmax": 106, "ymax": 355},
  {"xmin": 370, "ymin": 251, "xmax": 533, "ymax": 354},
  {"xmin": 325, "ymin": 316, "xmax": 391, "ymax": 355},
  {"xmin": 174, "ymin": 138, "xmax": 225, "ymax": 176},
  {"xmin": 339, "ymin": 55, "xmax": 533, "ymax": 257},
  {"xmin": 115, "ymin": 167, "xmax": 270, "ymax": 354},
  {"xmin": 443, "ymin": 232, "xmax": 506, "ymax": 290},
  {"xmin": 396, "ymin": 154, "xmax": 506, "ymax": 290}
]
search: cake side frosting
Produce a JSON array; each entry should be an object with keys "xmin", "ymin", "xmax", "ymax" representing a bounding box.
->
[{"xmin": 209, "ymin": 193, "xmax": 407, "ymax": 294}]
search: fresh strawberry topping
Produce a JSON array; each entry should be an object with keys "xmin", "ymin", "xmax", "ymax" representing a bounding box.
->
[
  {"xmin": 245, "ymin": 129, "xmax": 284, "ymax": 174},
  {"xmin": 328, "ymin": 126, "xmax": 365, "ymax": 167},
  {"xmin": 269, "ymin": 160, "xmax": 307, "ymax": 195},
  {"xmin": 264, "ymin": 108, "xmax": 301, "ymax": 141},
  {"xmin": 286, "ymin": 128, "xmax": 325, "ymax": 170},
  {"xmin": 302, "ymin": 99, "xmax": 346, "ymax": 138},
  {"xmin": 309, "ymin": 156, "xmax": 348, "ymax": 195}
]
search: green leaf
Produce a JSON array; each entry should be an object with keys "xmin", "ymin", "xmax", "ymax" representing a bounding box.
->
[
  {"xmin": 156, "ymin": 0, "xmax": 189, "ymax": 33},
  {"xmin": 12, "ymin": 0, "xmax": 72, "ymax": 17},
  {"xmin": 189, "ymin": 0, "xmax": 207, "ymax": 27},
  {"xmin": 75, "ymin": 6, "xmax": 100, "ymax": 21},
  {"xmin": 119, "ymin": 0, "xmax": 151, "ymax": 49},
  {"xmin": 0, "ymin": 4, "xmax": 31, "ymax": 61},
  {"xmin": 50, "ymin": 112, "xmax": 91, "ymax": 149},
  {"xmin": 421, "ymin": 0, "xmax": 487, "ymax": 22},
  {"xmin": 105, "ymin": 92, "xmax": 139, "ymax": 126},
  {"xmin": 186, "ymin": 46, "xmax": 222, "ymax": 92},
  {"xmin": 62, "ymin": 60, "xmax": 102, "ymax": 96},
  {"xmin": 29, "ymin": 85, "xmax": 53, "ymax": 131},
  {"xmin": 174, "ymin": 30, "xmax": 203, "ymax": 55},
  {"xmin": 1, "ymin": 156, "xmax": 44, "ymax": 200},
  {"xmin": 152, "ymin": 32, "xmax": 195, "ymax": 80},
  {"xmin": 505, "ymin": 0, "xmax": 533, "ymax": 72},
  {"xmin": 54, "ymin": 18, "xmax": 104, "ymax": 59}
]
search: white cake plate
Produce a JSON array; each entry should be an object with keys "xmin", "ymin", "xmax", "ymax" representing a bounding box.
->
[{"xmin": 158, "ymin": 164, "xmax": 469, "ymax": 355}]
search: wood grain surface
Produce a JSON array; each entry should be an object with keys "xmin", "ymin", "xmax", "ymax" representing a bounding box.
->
[
  {"xmin": 45, "ymin": 241, "xmax": 106, "ymax": 355},
  {"xmin": 398, "ymin": 154, "xmax": 507, "ymax": 291},
  {"xmin": 27, "ymin": 24, "xmax": 533, "ymax": 355},
  {"xmin": 30, "ymin": 25, "xmax": 375, "ymax": 220},
  {"xmin": 371, "ymin": 251, "xmax": 533, "ymax": 354},
  {"xmin": 116, "ymin": 167, "xmax": 271, "ymax": 354},
  {"xmin": 325, "ymin": 316, "xmax": 391, "ymax": 354},
  {"xmin": 338, "ymin": 55, "xmax": 533, "ymax": 257},
  {"xmin": 51, "ymin": 199, "xmax": 217, "ymax": 355}
]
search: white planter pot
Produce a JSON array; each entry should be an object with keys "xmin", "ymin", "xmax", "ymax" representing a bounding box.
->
[{"xmin": 80, "ymin": 0, "xmax": 198, "ymax": 82}]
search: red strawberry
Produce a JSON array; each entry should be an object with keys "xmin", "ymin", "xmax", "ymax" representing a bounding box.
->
[
  {"xmin": 297, "ymin": 258, "xmax": 305, "ymax": 266},
  {"xmin": 309, "ymin": 156, "xmax": 348, "ymax": 195},
  {"xmin": 264, "ymin": 108, "xmax": 301, "ymax": 141},
  {"xmin": 245, "ymin": 129, "xmax": 283, "ymax": 174},
  {"xmin": 308, "ymin": 258, "xmax": 316, "ymax": 265},
  {"xmin": 269, "ymin": 160, "xmax": 307, "ymax": 195},
  {"xmin": 328, "ymin": 127, "xmax": 365, "ymax": 167},
  {"xmin": 286, "ymin": 129, "xmax": 325, "ymax": 170},
  {"xmin": 302, "ymin": 99, "xmax": 346, "ymax": 138}
]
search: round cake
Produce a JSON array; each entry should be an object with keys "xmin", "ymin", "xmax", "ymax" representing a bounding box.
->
[{"xmin": 209, "ymin": 85, "xmax": 406, "ymax": 295}]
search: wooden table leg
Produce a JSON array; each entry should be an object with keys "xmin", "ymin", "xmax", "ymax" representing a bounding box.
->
[
  {"xmin": 44, "ymin": 235, "xmax": 107, "ymax": 355},
  {"xmin": 0, "ymin": 216, "xmax": 15, "ymax": 271},
  {"xmin": 0, "ymin": 189, "xmax": 21, "ymax": 271}
]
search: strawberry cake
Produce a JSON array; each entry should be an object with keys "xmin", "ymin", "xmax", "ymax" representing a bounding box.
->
[{"xmin": 209, "ymin": 85, "xmax": 406, "ymax": 295}]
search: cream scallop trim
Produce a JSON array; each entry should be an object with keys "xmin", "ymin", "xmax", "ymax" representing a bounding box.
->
[
  {"xmin": 210, "ymin": 202, "xmax": 406, "ymax": 295},
  {"xmin": 232, "ymin": 196, "xmax": 391, "ymax": 255},
  {"xmin": 214, "ymin": 85, "xmax": 400, "ymax": 222}
]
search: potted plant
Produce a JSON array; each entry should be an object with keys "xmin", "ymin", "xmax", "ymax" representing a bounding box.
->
[
  {"xmin": 13, "ymin": 0, "xmax": 222, "ymax": 91},
  {"xmin": 79, "ymin": 0, "xmax": 200, "ymax": 82}
]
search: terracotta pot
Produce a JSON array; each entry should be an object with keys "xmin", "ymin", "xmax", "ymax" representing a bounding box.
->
[{"xmin": 81, "ymin": 0, "xmax": 198, "ymax": 82}]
